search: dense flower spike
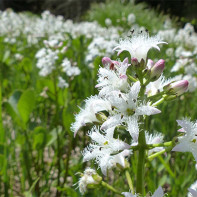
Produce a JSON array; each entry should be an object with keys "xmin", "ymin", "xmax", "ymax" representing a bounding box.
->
[
  {"xmin": 114, "ymin": 33, "xmax": 167, "ymax": 61},
  {"xmin": 172, "ymin": 119, "xmax": 197, "ymax": 162},
  {"xmin": 71, "ymin": 29, "xmax": 191, "ymax": 196}
]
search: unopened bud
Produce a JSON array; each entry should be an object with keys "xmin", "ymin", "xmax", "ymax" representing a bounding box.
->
[
  {"xmin": 163, "ymin": 94, "xmax": 177, "ymax": 101},
  {"xmin": 150, "ymin": 59, "xmax": 165, "ymax": 81},
  {"xmin": 102, "ymin": 57, "xmax": 112, "ymax": 66},
  {"xmin": 92, "ymin": 174, "xmax": 102, "ymax": 183},
  {"xmin": 164, "ymin": 80, "xmax": 189, "ymax": 96},
  {"xmin": 95, "ymin": 112, "xmax": 108, "ymax": 122},
  {"xmin": 131, "ymin": 57, "xmax": 138, "ymax": 66},
  {"xmin": 139, "ymin": 58, "xmax": 145, "ymax": 69}
]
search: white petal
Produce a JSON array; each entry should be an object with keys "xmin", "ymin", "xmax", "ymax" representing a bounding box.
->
[
  {"xmin": 127, "ymin": 116, "xmax": 139, "ymax": 141},
  {"xmin": 129, "ymin": 81, "xmax": 141, "ymax": 101},
  {"xmin": 136, "ymin": 106, "xmax": 161, "ymax": 116},
  {"xmin": 188, "ymin": 188, "xmax": 197, "ymax": 197},
  {"xmin": 152, "ymin": 186, "xmax": 164, "ymax": 197},
  {"xmin": 101, "ymin": 114, "xmax": 122, "ymax": 130},
  {"xmin": 172, "ymin": 143, "xmax": 188, "ymax": 152}
]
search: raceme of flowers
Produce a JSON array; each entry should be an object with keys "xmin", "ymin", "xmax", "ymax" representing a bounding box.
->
[{"xmin": 72, "ymin": 33, "xmax": 190, "ymax": 195}]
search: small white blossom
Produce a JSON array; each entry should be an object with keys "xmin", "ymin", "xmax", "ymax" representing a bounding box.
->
[
  {"xmin": 122, "ymin": 186, "xmax": 164, "ymax": 197},
  {"xmin": 172, "ymin": 119, "xmax": 197, "ymax": 162},
  {"xmin": 105, "ymin": 18, "xmax": 112, "ymax": 27},
  {"xmin": 114, "ymin": 33, "xmax": 167, "ymax": 61},
  {"xmin": 71, "ymin": 96, "xmax": 111, "ymax": 136},
  {"xmin": 58, "ymin": 76, "xmax": 68, "ymax": 89},
  {"xmin": 127, "ymin": 13, "xmax": 136, "ymax": 25},
  {"xmin": 188, "ymin": 181, "xmax": 197, "ymax": 197},
  {"xmin": 145, "ymin": 132, "xmax": 164, "ymax": 155},
  {"xmin": 96, "ymin": 58, "xmax": 130, "ymax": 96},
  {"xmin": 83, "ymin": 126, "xmax": 131, "ymax": 175},
  {"xmin": 62, "ymin": 58, "xmax": 81, "ymax": 77},
  {"xmin": 77, "ymin": 168, "xmax": 100, "ymax": 194},
  {"xmin": 101, "ymin": 81, "xmax": 161, "ymax": 140}
]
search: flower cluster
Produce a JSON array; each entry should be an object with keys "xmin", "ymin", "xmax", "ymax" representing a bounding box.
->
[{"xmin": 72, "ymin": 32, "xmax": 189, "ymax": 195}]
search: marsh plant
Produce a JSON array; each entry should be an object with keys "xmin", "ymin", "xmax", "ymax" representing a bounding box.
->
[{"xmin": 71, "ymin": 32, "xmax": 197, "ymax": 196}]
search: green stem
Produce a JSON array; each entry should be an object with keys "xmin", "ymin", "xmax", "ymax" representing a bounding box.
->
[
  {"xmin": 152, "ymin": 97, "xmax": 165, "ymax": 107},
  {"xmin": 128, "ymin": 75, "xmax": 138, "ymax": 82},
  {"xmin": 148, "ymin": 146, "xmax": 172, "ymax": 161},
  {"xmin": 101, "ymin": 181, "xmax": 124, "ymax": 196},
  {"xmin": 148, "ymin": 91, "xmax": 164, "ymax": 100},
  {"xmin": 158, "ymin": 155, "xmax": 175, "ymax": 178},
  {"xmin": 146, "ymin": 141, "xmax": 173, "ymax": 149},
  {"xmin": 125, "ymin": 170, "xmax": 134, "ymax": 194},
  {"xmin": 136, "ymin": 130, "xmax": 146, "ymax": 195}
]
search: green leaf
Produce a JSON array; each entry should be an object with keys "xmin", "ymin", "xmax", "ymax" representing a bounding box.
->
[
  {"xmin": 8, "ymin": 90, "xmax": 22, "ymax": 115},
  {"xmin": 17, "ymin": 89, "xmax": 36, "ymax": 124}
]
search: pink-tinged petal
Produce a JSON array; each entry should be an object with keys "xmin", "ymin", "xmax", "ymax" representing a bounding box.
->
[
  {"xmin": 152, "ymin": 186, "xmax": 164, "ymax": 197},
  {"xmin": 123, "ymin": 57, "xmax": 128, "ymax": 64},
  {"xmin": 120, "ymin": 74, "xmax": 127, "ymax": 79},
  {"xmin": 117, "ymin": 50, "xmax": 124, "ymax": 56},
  {"xmin": 136, "ymin": 106, "xmax": 161, "ymax": 116},
  {"xmin": 177, "ymin": 119, "xmax": 192, "ymax": 132},
  {"xmin": 178, "ymin": 128, "xmax": 185, "ymax": 132},
  {"xmin": 188, "ymin": 188, "xmax": 197, "ymax": 196}
]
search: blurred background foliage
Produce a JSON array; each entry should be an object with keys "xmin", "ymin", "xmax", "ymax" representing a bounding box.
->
[{"xmin": 1, "ymin": 0, "xmax": 197, "ymax": 196}]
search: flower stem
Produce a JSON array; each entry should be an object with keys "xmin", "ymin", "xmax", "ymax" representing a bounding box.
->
[
  {"xmin": 148, "ymin": 145, "xmax": 173, "ymax": 161},
  {"xmin": 136, "ymin": 130, "xmax": 146, "ymax": 195},
  {"xmin": 101, "ymin": 181, "xmax": 124, "ymax": 196},
  {"xmin": 125, "ymin": 170, "xmax": 134, "ymax": 194},
  {"xmin": 148, "ymin": 91, "xmax": 164, "ymax": 100},
  {"xmin": 128, "ymin": 75, "xmax": 138, "ymax": 82},
  {"xmin": 158, "ymin": 155, "xmax": 175, "ymax": 178},
  {"xmin": 152, "ymin": 97, "xmax": 165, "ymax": 107},
  {"xmin": 146, "ymin": 141, "xmax": 173, "ymax": 149}
]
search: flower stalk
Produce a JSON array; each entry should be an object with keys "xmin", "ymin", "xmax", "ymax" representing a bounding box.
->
[{"xmin": 136, "ymin": 130, "xmax": 146, "ymax": 195}]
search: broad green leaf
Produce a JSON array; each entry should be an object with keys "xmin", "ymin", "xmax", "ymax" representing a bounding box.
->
[{"xmin": 18, "ymin": 89, "xmax": 35, "ymax": 124}]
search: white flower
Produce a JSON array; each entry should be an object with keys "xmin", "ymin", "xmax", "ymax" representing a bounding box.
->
[
  {"xmin": 101, "ymin": 81, "xmax": 161, "ymax": 140},
  {"xmin": 172, "ymin": 119, "xmax": 197, "ymax": 162},
  {"xmin": 114, "ymin": 33, "xmax": 167, "ymax": 61},
  {"xmin": 145, "ymin": 132, "xmax": 164, "ymax": 155},
  {"xmin": 188, "ymin": 188, "xmax": 197, "ymax": 197},
  {"xmin": 146, "ymin": 75, "xmax": 173, "ymax": 97},
  {"xmin": 188, "ymin": 181, "xmax": 197, "ymax": 197},
  {"xmin": 62, "ymin": 58, "xmax": 81, "ymax": 77},
  {"xmin": 96, "ymin": 58, "xmax": 130, "ymax": 96},
  {"xmin": 83, "ymin": 126, "xmax": 131, "ymax": 175},
  {"xmin": 127, "ymin": 13, "xmax": 136, "ymax": 25},
  {"xmin": 122, "ymin": 186, "xmax": 164, "ymax": 197},
  {"xmin": 58, "ymin": 76, "xmax": 68, "ymax": 89},
  {"xmin": 71, "ymin": 96, "xmax": 111, "ymax": 136},
  {"xmin": 105, "ymin": 18, "xmax": 112, "ymax": 27},
  {"xmin": 76, "ymin": 168, "xmax": 100, "ymax": 194}
]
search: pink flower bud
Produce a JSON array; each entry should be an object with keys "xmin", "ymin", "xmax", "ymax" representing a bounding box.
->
[
  {"xmin": 102, "ymin": 57, "xmax": 116, "ymax": 70},
  {"xmin": 164, "ymin": 80, "xmax": 189, "ymax": 96},
  {"xmin": 102, "ymin": 57, "xmax": 112, "ymax": 66},
  {"xmin": 131, "ymin": 57, "xmax": 138, "ymax": 66},
  {"xmin": 150, "ymin": 59, "xmax": 165, "ymax": 81}
]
